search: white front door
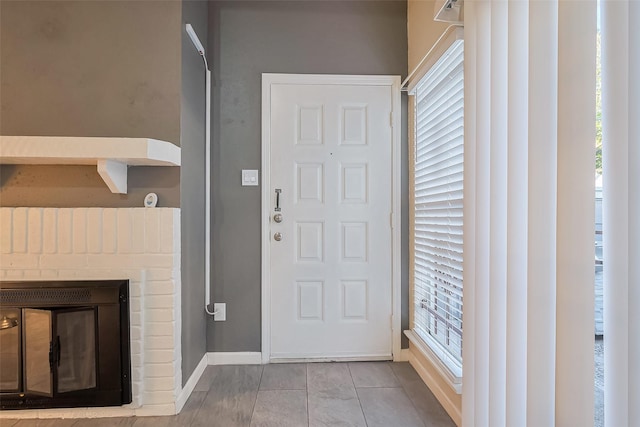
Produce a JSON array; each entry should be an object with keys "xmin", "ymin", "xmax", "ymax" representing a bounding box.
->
[{"xmin": 264, "ymin": 75, "xmax": 397, "ymax": 360}]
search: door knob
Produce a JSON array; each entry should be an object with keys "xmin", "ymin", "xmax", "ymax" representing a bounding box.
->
[
  {"xmin": 273, "ymin": 213, "xmax": 283, "ymax": 223},
  {"xmin": 274, "ymin": 232, "xmax": 283, "ymax": 241}
]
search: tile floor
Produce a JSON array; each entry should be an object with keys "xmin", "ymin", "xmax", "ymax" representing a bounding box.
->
[{"xmin": 1, "ymin": 362, "xmax": 455, "ymax": 427}]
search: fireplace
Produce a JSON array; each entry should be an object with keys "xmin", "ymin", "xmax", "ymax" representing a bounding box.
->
[
  {"xmin": 0, "ymin": 280, "xmax": 132, "ymax": 410},
  {"xmin": 0, "ymin": 207, "xmax": 182, "ymax": 417}
]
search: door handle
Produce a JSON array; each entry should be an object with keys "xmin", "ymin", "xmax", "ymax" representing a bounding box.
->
[
  {"xmin": 56, "ymin": 336, "xmax": 61, "ymax": 367},
  {"xmin": 49, "ymin": 336, "xmax": 61, "ymax": 370},
  {"xmin": 275, "ymin": 189, "xmax": 282, "ymax": 212},
  {"xmin": 274, "ymin": 232, "xmax": 283, "ymax": 241}
]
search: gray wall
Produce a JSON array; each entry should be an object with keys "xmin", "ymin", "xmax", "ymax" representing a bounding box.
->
[
  {"xmin": 207, "ymin": 1, "xmax": 409, "ymax": 352},
  {"xmin": 0, "ymin": 0, "xmax": 182, "ymax": 207},
  {"xmin": 0, "ymin": 0, "xmax": 210, "ymax": 385},
  {"xmin": 180, "ymin": 0, "xmax": 208, "ymax": 386}
]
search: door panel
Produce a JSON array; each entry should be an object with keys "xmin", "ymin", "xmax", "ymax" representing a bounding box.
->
[
  {"xmin": 296, "ymin": 163, "xmax": 324, "ymax": 203},
  {"xmin": 296, "ymin": 222, "xmax": 324, "ymax": 262},
  {"xmin": 269, "ymin": 83, "xmax": 393, "ymax": 359},
  {"xmin": 297, "ymin": 281, "xmax": 324, "ymax": 321}
]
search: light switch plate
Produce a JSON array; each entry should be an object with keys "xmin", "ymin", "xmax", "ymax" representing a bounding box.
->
[{"xmin": 242, "ymin": 169, "xmax": 259, "ymax": 186}]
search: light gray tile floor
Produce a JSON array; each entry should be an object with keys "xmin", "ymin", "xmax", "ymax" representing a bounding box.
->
[
  {"xmin": 259, "ymin": 363, "xmax": 307, "ymax": 391},
  {"xmin": 250, "ymin": 390, "xmax": 307, "ymax": 427},
  {"xmin": 357, "ymin": 387, "xmax": 424, "ymax": 427},
  {"xmin": 2, "ymin": 362, "xmax": 455, "ymax": 427},
  {"xmin": 348, "ymin": 362, "xmax": 399, "ymax": 388}
]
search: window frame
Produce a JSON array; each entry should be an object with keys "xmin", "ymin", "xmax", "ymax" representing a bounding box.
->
[{"xmin": 408, "ymin": 34, "xmax": 464, "ymax": 383}]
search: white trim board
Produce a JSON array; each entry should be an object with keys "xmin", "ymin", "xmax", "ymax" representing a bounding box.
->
[
  {"xmin": 270, "ymin": 355, "xmax": 392, "ymax": 364},
  {"xmin": 176, "ymin": 352, "xmax": 260, "ymax": 415},
  {"xmin": 260, "ymin": 73, "xmax": 403, "ymax": 364},
  {"xmin": 176, "ymin": 354, "xmax": 208, "ymax": 413},
  {"xmin": 409, "ymin": 346, "xmax": 462, "ymax": 427},
  {"xmin": 207, "ymin": 352, "xmax": 263, "ymax": 365},
  {"xmin": 405, "ymin": 330, "xmax": 462, "ymax": 393},
  {"xmin": 395, "ymin": 348, "xmax": 410, "ymax": 362}
]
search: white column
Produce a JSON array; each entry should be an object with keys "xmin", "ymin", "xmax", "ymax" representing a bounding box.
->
[
  {"xmin": 556, "ymin": 1, "xmax": 597, "ymax": 425},
  {"xmin": 602, "ymin": 0, "xmax": 640, "ymax": 425}
]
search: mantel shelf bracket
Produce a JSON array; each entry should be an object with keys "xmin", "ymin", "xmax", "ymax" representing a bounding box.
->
[{"xmin": 97, "ymin": 159, "xmax": 128, "ymax": 194}]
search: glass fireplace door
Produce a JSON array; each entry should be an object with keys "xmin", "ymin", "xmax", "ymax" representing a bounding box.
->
[
  {"xmin": 55, "ymin": 308, "xmax": 96, "ymax": 393},
  {"xmin": 23, "ymin": 307, "xmax": 97, "ymax": 397},
  {"xmin": 0, "ymin": 308, "xmax": 21, "ymax": 393},
  {"xmin": 24, "ymin": 309, "xmax": 53, "ymax": 397}
]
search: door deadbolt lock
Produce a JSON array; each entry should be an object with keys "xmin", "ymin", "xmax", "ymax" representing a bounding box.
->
[
  {"xmin": 273, "ymin": 232, "xmax": 283, "ymax": 241},
  {"xmin": 273, "ymin": 213, "xmax": 283, "ymax": 223}
]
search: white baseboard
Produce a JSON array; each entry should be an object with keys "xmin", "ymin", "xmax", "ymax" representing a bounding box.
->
[
  {"xmin": 408, "ymin": 347, "xmax": 462, "ymax": 427},
  {"xmin": 394, "ymin": 348, "xmax": 410, "ymax": 362},
  {"xmin": 208, "ymin": 351, "xmax": 262, "ymax": 365},
  {"xmin": 404, "ymin": 330, "xmax": 461, "ymax": 393},
  {"xmin": 176, "ymin": 353, "xmax": 208, "ymax": 413}
]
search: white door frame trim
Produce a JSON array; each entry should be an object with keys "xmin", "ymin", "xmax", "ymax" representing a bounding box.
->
[{"xmin": 261, "ymin": 73, "xmax": 402, "ymax": 364}]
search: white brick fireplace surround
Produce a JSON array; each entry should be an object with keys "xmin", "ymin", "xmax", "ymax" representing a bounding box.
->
[{"xmin": 0, "ymin": 207, "xmax": 186, "ymax": 419}]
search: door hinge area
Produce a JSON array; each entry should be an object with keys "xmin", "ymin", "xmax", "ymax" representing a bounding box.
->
[
  {"xmin": 390, "ymin": 212, "xmax": 395, "ymax": 228},
  {"xmin": 390, "ymin": 112, "xmax": 394, "ymax": 127}
]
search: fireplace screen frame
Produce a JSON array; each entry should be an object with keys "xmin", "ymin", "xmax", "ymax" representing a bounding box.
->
[{"xmin": 0, "ymin": 280, "xmax": 132, "ymax": 410}]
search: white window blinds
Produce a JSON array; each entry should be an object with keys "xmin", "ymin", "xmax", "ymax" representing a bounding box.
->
[{"xmin": 412, "ymin": 39, "xmax": 464, "ymax": 376}]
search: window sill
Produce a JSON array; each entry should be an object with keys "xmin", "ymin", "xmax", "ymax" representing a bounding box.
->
[{"xmin": 404, "ymin": 329, "xmax": 462, "ymax": 394}]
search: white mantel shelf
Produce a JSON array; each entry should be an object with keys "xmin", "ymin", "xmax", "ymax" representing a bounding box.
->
[{"xmin": 0, "ymin": 136, "xmax": 181, "ymax": 194}]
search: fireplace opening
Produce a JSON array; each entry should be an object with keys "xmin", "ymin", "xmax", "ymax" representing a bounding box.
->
[{"xmin": 0, "ymin": 280, "xmax": 132, "ymax": 409}]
